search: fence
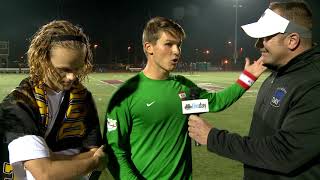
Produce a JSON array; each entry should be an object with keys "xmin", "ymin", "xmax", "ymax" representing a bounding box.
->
[{"xmin": 0, "ymin": 68, "xmax": 29, "ymax": 73}]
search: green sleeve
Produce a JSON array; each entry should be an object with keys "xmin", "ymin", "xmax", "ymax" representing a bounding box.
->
[
  {"xmin": 177, "ymin": 74, "xmax": 247, "ymax": 113},
  {"xmin": 200, "ymin": 82, "xmax": 246, "ymax": 112},
  {"xmin": 105, "ymin": 97, "xmax": 141, "ymax": 180}
]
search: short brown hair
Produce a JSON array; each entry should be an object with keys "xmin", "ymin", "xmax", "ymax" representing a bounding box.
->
[
  {"xmin": 27, "ymin": 20, "xmax": 93, "ymax": 84},
  {"xmin": 142, "ymin": 17, "xmax": 186, "ymax": 46},
  {"xmin": 269, "ymin": 1, "xmax": 312, "ymax": 31}
]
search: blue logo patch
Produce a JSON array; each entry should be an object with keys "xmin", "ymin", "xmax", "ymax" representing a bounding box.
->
[{"xmin": 270, "ymin": 88, "xmax": 287, "ymax": 107}]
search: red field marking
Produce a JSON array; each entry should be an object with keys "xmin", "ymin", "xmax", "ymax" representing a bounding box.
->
[{"xmin": 102, "ymin": 80, "xmax": 123, "ymax": 84}]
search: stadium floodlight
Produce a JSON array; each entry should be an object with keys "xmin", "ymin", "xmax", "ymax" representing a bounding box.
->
[{"xmin": 233, "ymin": 0, "xmax": 243, "ymax": 64}]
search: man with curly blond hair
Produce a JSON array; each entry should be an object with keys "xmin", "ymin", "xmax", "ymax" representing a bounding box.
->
[{"xmin": 0, "ymin": 20, "xmax": 106, "ymax": 180}]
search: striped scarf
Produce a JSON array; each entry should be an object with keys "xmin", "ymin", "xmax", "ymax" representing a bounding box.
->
[{"xmin": 33, "ymin": 82, "xmax": 88, "ymax": 140}]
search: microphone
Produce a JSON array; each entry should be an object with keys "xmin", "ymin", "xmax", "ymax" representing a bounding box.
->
[{"xmin": 181, "ymin": 87, "xmax": 209, "ymax": 146}]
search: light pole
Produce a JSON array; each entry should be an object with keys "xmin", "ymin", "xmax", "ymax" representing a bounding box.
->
[
  {"xmin": 233, "ymin": 0, "xmax": 242, "ymax": 64},
  {"xmin": 127, "ymin": 45, "xmax": 132, "ymax": 65},
  {"xmin": 226, "ymin": 40, "xmax": 233, "ymax": 63},
  {"xmin": 93, "ymin": 44, "xmax": 98, "ymax": 66},
  {"xmin": 204, "ymin": 49, "xmax": 210, "ymax": 58}
]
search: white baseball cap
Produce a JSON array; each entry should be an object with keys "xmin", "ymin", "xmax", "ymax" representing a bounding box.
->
[{"xmin": 241, "ymin": 8, "xmax": 311, "ymax": 38}]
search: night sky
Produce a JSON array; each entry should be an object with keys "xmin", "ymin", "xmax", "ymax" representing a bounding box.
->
[{"xmin": 0, "ymin": 0, "xmax": 319, "ymax": 66}]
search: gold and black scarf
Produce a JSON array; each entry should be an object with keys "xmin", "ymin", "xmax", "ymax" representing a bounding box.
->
[{"xmin": 33, "ymin": 82, "xmax": 88, "ymax": 140}]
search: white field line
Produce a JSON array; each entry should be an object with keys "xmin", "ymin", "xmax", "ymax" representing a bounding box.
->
[
  {"xmin": 89, "ymin": 76, "xmax": 122, "ymax": 88},
  {"xmin": 184, "ymin": 74, "xmax": 201, "ymax": 77}
]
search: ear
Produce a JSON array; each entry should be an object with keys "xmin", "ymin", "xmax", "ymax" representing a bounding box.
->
[
  {"xmin": 287, "ymin": 33, "xmax": 300, "ymax": 50},
  {"xmin": 144, "ymin": 42, "xmax": 154, "ymax": 55}
]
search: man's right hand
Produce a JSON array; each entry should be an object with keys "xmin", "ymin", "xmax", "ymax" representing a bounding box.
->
[{"xmin": 188, "ymin": 115, "xmax": 213, "ymax": 145}]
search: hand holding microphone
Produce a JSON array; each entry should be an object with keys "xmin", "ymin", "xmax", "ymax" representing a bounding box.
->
[
  {"xmin": 188, "ymin": 115, "xmax": 213, "ymax": 145},
  {"xmin": 184, "ymin": 62, "xmax": 260, "ymax": 146},
  {"xmin": 182, "ymin": 87, "xmax": 209, "ymax": 146}
]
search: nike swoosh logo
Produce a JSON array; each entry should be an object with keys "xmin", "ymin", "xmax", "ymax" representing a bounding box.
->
[{"xmin": 146, "ymin": 101, "xmax": 155, "ymax": 107}]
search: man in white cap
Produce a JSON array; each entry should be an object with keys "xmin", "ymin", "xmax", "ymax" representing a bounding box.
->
[{"xmin": 188, "ymin": 1, "xmax": 320, "ymax": 179}]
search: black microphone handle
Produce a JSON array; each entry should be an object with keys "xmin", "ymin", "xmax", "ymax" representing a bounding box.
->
[
  {"xmin": 189, "ymin": 87, "xmax": 201, "ymax": 147},
  {"xmin": 193, "ymin": 113, "xmax": 201, "ymax": 146}
]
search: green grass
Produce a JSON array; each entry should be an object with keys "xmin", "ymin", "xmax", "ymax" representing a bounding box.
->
[{"xmin": 0, "ymin": 71, "xmax": 269, "ymax": 180}]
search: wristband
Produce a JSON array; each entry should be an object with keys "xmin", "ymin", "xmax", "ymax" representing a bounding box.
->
[{"xmin": 236, "ymin": 70, "xmax": 257, "ymax": 89}]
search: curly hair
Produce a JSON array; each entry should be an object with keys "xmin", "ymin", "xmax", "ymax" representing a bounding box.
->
[{"xmin": 27, "ymin": 20, "xmax": 93, "ymax": 84}]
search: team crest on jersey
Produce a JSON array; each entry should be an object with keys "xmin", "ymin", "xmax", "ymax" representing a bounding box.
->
[
  {"xmin": 107, "ymin": 118, "xmax": 117, "ymax": 132},
  {"xmin": 178, "ymin": 91, "xmax": 186, "ymax": 100},
  {"xmin": 2, "ymin": 162, "xmax": 14, "ymax": 179},
  {"xmin": 270, "ymin": 87, "xmax": 287, "ymax": 107}
]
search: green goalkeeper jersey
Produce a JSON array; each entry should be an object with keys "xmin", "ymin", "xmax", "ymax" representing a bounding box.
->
[{"xmin": 105, "ymin": 72, "xmax": 247, "ymax": 179}]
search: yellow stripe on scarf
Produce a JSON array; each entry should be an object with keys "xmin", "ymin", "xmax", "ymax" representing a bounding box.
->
[
  {"xmin": 34, "ymin": 83, "xmax": 87, "ymax": 140},
  {"xmin": 34, "ymin": 84, "xmax": 49, "ymax": 127}
]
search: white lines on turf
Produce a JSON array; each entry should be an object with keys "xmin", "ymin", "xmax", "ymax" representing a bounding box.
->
[
  {"xmin": 89, "ymin": 76, "xmax": 105, "ymax": 84},
  {"xmin": 100, "ymin": 81, "xmax": 118, "ymax": 88},
  {"xmin": 184, "ymin": 74, "xmax": 200, "ymax": 77},
  {"xmin": 88, "ymin": 76, "xmax": 118, "ymax": 88}
]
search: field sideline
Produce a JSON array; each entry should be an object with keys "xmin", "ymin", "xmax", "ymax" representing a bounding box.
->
[{"xmin": 0, "ymin": 71, "xmax": 269, "ymax": 180}]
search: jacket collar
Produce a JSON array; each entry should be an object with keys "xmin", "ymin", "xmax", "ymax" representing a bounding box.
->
[{"xmin": 276, "ymin": 44, "xmax": 320, "ymax": 75}]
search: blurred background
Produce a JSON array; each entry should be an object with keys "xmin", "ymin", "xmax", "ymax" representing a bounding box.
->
[
  {"xmin": 1, "ymin": 1, "xmax": 319, "ymax": 179},
  {"xmin": 0, "ymin": 0, "xmax": 319, "ymax": 73}
]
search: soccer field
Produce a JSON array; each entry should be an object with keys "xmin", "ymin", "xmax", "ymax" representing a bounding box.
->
[{"xmin": 0, "ymin": 71, "xmax": 268, "ymax": 180}]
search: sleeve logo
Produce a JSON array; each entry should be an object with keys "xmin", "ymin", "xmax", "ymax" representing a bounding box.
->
[
  {"xmin": 107, "ymin": 118, "xmax": 117, "ymax": 132},
  {"xmin": 270, "ymin": 87, "xmax": 287, "ymax": 107}
]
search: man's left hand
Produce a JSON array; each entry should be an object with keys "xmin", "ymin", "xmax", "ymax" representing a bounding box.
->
[{"xmin": 243, "ymin": 56, "xmax": 267, "ymax": 78}]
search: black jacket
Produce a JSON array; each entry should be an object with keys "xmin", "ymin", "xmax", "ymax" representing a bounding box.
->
[
  {"xmin": 0, "ymin": 78, "xmax": 102, "ymax": 179},
  {"xmin": 207, "ymin": 45, "xmax": 320, "ymax": 180}
]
